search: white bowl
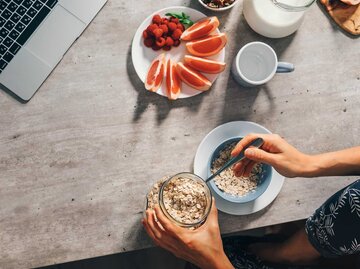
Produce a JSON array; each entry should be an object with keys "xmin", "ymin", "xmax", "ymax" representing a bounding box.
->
[{"xmin": 197, "ymin": 0, "xmax": 239, "ymax": 12}]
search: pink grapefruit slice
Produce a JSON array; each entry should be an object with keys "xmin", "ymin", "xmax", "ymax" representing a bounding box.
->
[
  {"xmin": 176, "ymin": 62, "xmax": 212, "ymax": 91},
  {"xmin": 145, "ymin": 53, "xmax": 166, "ymax": 92}
]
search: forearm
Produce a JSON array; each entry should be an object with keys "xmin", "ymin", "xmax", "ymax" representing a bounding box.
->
[
  {"xmin": 304, "ymin": 146, "xmax": 360, "ymax": 177},
  {"xmin": 200, "ymin": 251, "xmax": 234, "ymax": 269}
]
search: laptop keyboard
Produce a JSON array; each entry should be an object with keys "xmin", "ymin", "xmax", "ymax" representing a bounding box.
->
[{"xmin": 0, "ymin": 0, "xmax": 58, "ymax": 74}]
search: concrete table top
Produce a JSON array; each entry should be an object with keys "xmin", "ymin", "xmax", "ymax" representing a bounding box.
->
[{"xmin": 0, "ymin": 0, "xmax": 359, "ymax": 268}]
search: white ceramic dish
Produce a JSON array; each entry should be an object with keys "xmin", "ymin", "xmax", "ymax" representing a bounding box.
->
[
  {"xmin": 197, "ymin": 0, "xmax": 240, "ymax": 12},
  {"xmin": 131, "ymin": 6, "xmax": 225, "ymax": 99},
  {"xmin": 194, "ymin": 121, "xmax": 285, "ymax": 215}
]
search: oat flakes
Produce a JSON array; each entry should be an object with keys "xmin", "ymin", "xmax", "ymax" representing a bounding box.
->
[
  {"xmin": 211, "ymin": 142, "xmax": 262, "ymax": 196},
  {"xmin": 147, "ymin": 176, "xmax": 207, "ymax": 225}
]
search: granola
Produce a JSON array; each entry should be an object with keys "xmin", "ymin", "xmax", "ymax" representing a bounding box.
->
[{"xmin": 202, "ymin": 0, "xmax": 236, "ymax": 8}]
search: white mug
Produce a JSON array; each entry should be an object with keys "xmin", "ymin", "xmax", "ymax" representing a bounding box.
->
[{"xmin": 231, "ymin": 42, "xmax": 294, "ymax": 87}]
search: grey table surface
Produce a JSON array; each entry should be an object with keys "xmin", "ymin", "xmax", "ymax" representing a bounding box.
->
[{"xmin": 0, "ymin": 0, "xmax": 359, "ymax": 268}]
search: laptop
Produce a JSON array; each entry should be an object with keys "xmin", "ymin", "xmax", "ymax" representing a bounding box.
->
[{"xmin": 0, "ymin": 0, "xmax": 107, "ymax": 101}]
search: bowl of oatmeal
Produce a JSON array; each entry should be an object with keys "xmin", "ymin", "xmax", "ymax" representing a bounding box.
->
[
  {"xmin": 208, "ymin": 137, "xmax": 272, "ymax": 203},
  {"xmin": 146, "ymin": 173, "xmax": 212, "ymax": 229}
]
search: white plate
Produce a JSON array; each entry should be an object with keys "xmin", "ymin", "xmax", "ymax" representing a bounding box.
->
[
  {"xmin": 194, "ymin": 121, "xmax": 285, "ymax": 215},
  {"xmin": 131, "ymin": 6, "xmax": 225, "ymax": 99}
]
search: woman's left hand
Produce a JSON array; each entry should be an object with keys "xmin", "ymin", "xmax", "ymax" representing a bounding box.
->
[{"xmin": 142, "ymin": 200, "xmax": 234, "ymax": 269}]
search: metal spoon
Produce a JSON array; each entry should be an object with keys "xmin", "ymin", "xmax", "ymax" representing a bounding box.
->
[{"xmin": 205, "ymin": 137, "xmax": 264, "ymax": 183}]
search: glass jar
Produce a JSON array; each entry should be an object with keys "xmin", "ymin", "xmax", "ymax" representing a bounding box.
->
[
  {"xmin": 146, "ymin": 172, "xmax": 212, "ymax": 229},
  {"xmin": 243, "ymin": 0, "xmax": 316, "ymax": 38}
]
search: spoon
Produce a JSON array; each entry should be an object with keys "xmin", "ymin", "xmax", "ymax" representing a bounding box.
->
[{"xmin": 205, "ymin": 137, "xmax": 264, "ymax": 183}]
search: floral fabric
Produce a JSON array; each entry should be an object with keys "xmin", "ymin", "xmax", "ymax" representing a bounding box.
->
[
  {"xmin": 305, "ymin": 179, "xmax": 360, "ymax": 258},
  {"xmin": 223, "ymin": 179, "xmax": 360, "ymax": 268}
]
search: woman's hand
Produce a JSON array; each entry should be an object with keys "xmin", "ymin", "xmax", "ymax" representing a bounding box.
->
[
  {"xmin": 231, "ymin": 134, "xmax": 313, "ymax": 178},
  {"xmin": 142, "ymin": 200, "xmax": 234, "ymax": 269}
]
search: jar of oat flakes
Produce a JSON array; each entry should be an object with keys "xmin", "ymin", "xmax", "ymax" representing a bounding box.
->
[{"xmin": 146, "ymin": 173, "xmax": 212, "ymax": 229}]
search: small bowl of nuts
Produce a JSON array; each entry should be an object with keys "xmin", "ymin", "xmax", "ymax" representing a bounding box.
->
[
  {"xmin": 198, "ymin": 0, "xmax": 239, "ymax": 12},
  {"xmin": 208, "ymin": 137, "xmax": 272, "ymax": 204},
  {"xmin": 146, "ymin": 173, "xmax": 212, "ymax": 229}
]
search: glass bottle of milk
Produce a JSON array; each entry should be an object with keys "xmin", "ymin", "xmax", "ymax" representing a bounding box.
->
[{"xmin": 243, "ymin": 0, "xmax": 316, "ymax": 38}]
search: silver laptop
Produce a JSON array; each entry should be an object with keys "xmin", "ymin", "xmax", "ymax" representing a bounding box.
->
[{"xmin": 0, "ymin": 0, "xmax": 107, "ymax": 101}]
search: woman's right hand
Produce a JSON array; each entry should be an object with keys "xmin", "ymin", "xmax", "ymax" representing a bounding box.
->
[
  {"xmin": 231, "ymin": 134, "xmax": 313, "ymax": 178},
  {"xmin": 142, "ymin": 200, "xmax": 234, "ymax": 269}
]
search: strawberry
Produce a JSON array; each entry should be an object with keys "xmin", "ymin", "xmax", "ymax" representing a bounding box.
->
[
  {"xmin": 155, "ymin": 37, "xmax": 166, "ymax": 47},
  {"xmin": 152, "ymin": 28, "xmax": 164, "ymax": 39},
  {"xmin": 159, "ymin": 24, "xmax": 169, "ymax": 34},
  {"xmin": 161, "ymin": 18, "xmax": 169, "ymax": 25},
  {"xmin": 144, "ymin": 38, "xmax": 154, "ymax": 47},
  {"xmin": 152, "ymin": 14, "xmax": 162, "ymax": 25},
  {"xmin": 171, "ymin": 29, "xmax": 182, "ymax": 40},
  {"xmin": 168, "ymin": 22, "xmax": 177, "ymax": 32},
  {"xmin": 165, "ymin": 37, "xmax": 174, "ymax": 46},
  {"xmin": 173, "ymin": 40, "xmax": 180, "ymax": 47}
]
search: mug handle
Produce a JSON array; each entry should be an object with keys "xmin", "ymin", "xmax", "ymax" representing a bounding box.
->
[{"xmin": 276, "ymin": 62, "xmax": 295, "ymax": 73}]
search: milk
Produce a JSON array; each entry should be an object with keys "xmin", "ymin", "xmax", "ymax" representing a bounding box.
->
[{"xmin": 243, "ymin": 0, "xmax": 306, "ymax": 38}]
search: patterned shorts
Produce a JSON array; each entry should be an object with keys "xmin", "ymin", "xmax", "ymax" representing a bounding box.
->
[
  {"xmin": 305, "ymin": 179, "xmax": 360, "ymax": 258},
  {"xmin": 222, "ymin": 179, "xmax": 360, "ymax": 268}
]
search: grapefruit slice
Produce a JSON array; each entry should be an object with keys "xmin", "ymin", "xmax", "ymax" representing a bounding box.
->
[
  {"xmin": 181, "ymin": 17, "xmax": 220, "ymax": 41},
  {"xmin": 186, "ymin": 33, "xmax": 227, "ymax": 57},
  {"xmin": 176, "ymin": 62, "xmax": 212, "ymax": 91},
  {"xmin": 183, "ymin": 55, "xmax": 226, "ymax": 74},
  {"xmin": 145, "ymin": 53, "xmax": 166, "ymax": 92},
  {"xmin": 166, "ymin": 59, "xmax": 181, "ymax": 100}
]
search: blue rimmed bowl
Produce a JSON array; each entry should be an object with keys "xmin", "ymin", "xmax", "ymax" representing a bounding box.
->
[{"xmin": 207, "ymin": 137, "xmax": 272, "ymax": 203}]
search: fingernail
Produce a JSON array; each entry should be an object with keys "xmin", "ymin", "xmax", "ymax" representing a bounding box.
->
[{"xmin": 245, "ymin": 148, "xmax": 254, "ymax": 156}]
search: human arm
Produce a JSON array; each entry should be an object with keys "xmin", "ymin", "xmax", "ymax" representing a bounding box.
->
[
  {"xmin": 305, "ymin": 147, "xmax": 360, "ymax": 177},
  {"xmin": 231, "ymin": 133, "xmax": 360, "ymax": 178},
  {"xmin": 142, "ymin": 200, "xmax": 234, "ymax": 269}
]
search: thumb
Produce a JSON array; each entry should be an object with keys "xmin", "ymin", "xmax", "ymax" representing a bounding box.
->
[
  {"xmin": 245, "ymin": 148, "xmax": 276, "ymax": 164},
  {"xmin": 205, "ymin": 199, "xmax": 218, "ymax": 224}
]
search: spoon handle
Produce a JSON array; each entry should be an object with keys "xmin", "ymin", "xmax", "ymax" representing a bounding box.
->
[{"xmin": 206, "ymin": 137, "xmax": 264, "ymax": 183}]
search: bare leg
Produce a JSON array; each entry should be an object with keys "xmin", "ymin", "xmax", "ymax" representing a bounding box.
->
[{"xmin": 250, "ymin": 228, "xmax": 321, "ymax": 265}]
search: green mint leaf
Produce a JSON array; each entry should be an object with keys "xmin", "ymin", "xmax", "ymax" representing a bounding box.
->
[
  {"xmin": 186, "ymin": 20, "xmax": 194, "ymax": 27},
  {"xmin": 165, "ymin": 12, "xmax": 194, "ymax": 27},
  {"xmin": 165, "ymin": 12, "xmax": 182, "ymax": 19},
  {"xmin": 181, "ymin": 19, "xmax": 190, "ymax": 24}
]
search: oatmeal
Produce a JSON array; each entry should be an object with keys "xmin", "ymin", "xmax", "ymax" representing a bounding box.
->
[
  {"xmin": 147, "ymin": 175, "xmax": 208, "ymax": 225},
  {"xmin": 146, "ymin": 176, "xmax": 170, "ymax": 210},
  {"xmin": 162, "ymin": 177, "xmax": 207, "ymax": 224},
  {"xmin": 211, "ymin": 142, "xmax": 262, "ymax": 196}
]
